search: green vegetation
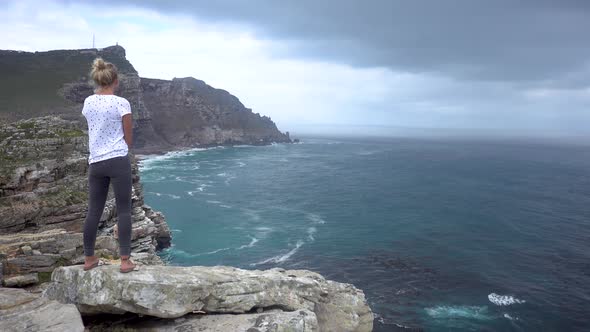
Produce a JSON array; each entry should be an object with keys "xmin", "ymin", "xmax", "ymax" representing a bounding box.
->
[
  {"xmin": 0, "ymin": 47, "xmax": 136, "ymax": 120},
  {"xmin": 38, "ymin": 271, "xmax": 52, "ymax": 283},
  {"xmin": 41, "ymin": 185, "xmax": 88, "ymax": 207},
  {"xmin": 56, "ymin": 129, "xmax": 84, "ymax": 138}
]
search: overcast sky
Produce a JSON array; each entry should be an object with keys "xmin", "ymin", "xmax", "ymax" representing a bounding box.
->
[{"xmin": 1, "ymin": 0, "xmax": 589, "ymax": 137}]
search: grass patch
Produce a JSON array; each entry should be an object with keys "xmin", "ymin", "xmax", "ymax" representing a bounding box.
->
[
  {"xmin": 0, "ymin": 47, "xmax": 136, "ymax": 118},
  {"xmin": 41, "ymin": 186, "xmax": 88, "ymax": 207},
  {"xmin": 56, "ymin": 129, "xmax": 84, "ymax": 137},
  {"xmin": 38, "ymin": 271, "xmax": 52, "ymax": 283}
]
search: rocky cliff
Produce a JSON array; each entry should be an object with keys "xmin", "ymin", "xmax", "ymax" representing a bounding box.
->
[
  {"xmin": 0, "ymin": 45, "xmax": 291, "ymax": 154},
  {"xmin": 0, "ymin": 265, "xmax": 373, "ymax": 332},
  {"xmin": 0, "ymin": 46, "xmax": 374, "ymax": 331},
  {"xmin": 0, "ymin": 116, "xmax": 171, "ymax": 287}
]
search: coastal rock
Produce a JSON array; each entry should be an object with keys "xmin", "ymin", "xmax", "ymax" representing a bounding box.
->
[
  {"xmin": 85, "ymin": 309, "xmax": 318, "ymax": 331},
  {"xmin": 0, "ymin": 116, "xmax": 171, "ymax": 286},
  {"xmin": 2, "ymin": 273, "xmax": 39, "ymax": 287},
  {"xmin": 44, "ymin": 265, "xmax": 373, "ymax": 332},
  {"xmin": 139, "ymin": 77, "xmax": 291, "ymax": 152},
  {"xmin": 0, "ymin": 287, "xmax": 84, "ymax": 332},
  {"xmin": 0, "ymin": 229, "xmax": 164, "ymax": 281},
  {"xmin": 0, "ymin": 45, "xmax": 291, "ymax": 153}
]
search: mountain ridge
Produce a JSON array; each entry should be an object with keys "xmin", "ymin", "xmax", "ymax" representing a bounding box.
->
[{"xmin": 0, "ymin": 45, "xmax": 291, "ymax": 154}]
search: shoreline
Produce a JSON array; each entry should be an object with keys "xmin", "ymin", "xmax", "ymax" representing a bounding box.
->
[{"xmin": 133, "ymin": 141, "xmax": 291, "ymax": 161}]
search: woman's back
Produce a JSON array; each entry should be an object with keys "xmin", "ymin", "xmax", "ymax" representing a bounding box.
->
[{"xmin": 82, "ymin": 94, "xmax": 131, "ymax": 164}]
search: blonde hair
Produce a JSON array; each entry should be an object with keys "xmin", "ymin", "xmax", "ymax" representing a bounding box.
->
[{"xmin": 90, "ymin": 58, "xmax": 118, "ymax": 88}]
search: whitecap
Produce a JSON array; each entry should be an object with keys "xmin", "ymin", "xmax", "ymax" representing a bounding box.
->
[
  {"xmin": 250, "ymin": 240, "xmax": 304, "ymax": 266},
  {"xmin": 425, "ymin": 305, "xmax": 491, "ymax": 320},
  {"xmin": 306, "ymin": 213, "xmax": 326, "ymax": 224},
  {"xmin": 488, "ymin": 293, "xmax": 526, "ymax": 306},
  {"xmin": 237, "ymin": 237, "xmax": 259, "ymax": 250},
  {"xmin": 167, "ymin": 246, "xmax": 231, "ymax": 258},
  {"xmin": 206, "ymin": 200, "xmax": 222, "ymax": 204},
  {"xmin": 237, "ymin": 162, "xmax": 246, "ymax": 167},
  {"xmin": 503, "ymin": 313, "xmax": 519, "ymax": 321},
  {"xmin": 307, "ymin": 227, "xmax": 317, "ymax": 241},
  {"xmin": 219, "ymin": 204, "xmax": 232, "ymax": 209}
]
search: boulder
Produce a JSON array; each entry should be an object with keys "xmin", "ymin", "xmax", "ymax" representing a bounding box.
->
[
  {"xmin": 44, "ymin": 265, "xmax": 373, "ymax": 332},
  {"xmin": 0, "ymin": 287, "xmax": 84, "ymax": 332},
  {"xmin": 3, "ymin": 273, "xmax": 38, "ymax": 287}
]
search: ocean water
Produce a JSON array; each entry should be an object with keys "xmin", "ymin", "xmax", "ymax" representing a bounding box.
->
[{"xmin": 137, "ymin": 137, "xmax": 590, "ymax": 331}]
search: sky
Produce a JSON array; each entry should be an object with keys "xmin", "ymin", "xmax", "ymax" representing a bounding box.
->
[{"xmin": 1, "ymin": 0, "xmax": 589, "ymax": 137}]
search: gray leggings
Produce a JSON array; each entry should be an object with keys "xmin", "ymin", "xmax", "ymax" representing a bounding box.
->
[{"xmin": 83, "ymin": 153, "xmax": 132, "ymax": 257}]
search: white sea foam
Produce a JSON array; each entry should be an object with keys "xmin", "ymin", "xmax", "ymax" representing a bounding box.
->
[
  {"xmin": 237, "ymin": 237, "xmax": 259, "ymax": 250},
  {"xmin": 503, "ymin": 313, "xmax": 519, "ymax": 321},
  {"xmin": 203, "ymin": 247, "xmax": 232, "ymax": 255},
  {"xmin": 138, "ymin": 147, "xmax": 210, "ymax": 171},
  {"xmin": 250, "ymin": 240, "xmax": 304, "ymax": 266},
  {"xmin": 237, "ymin": 162, "xmax": 246, "ymax": 167},
  {"xmin": 187, "ymin": 191, "xmax": 195, "ymax": 196},
  {"xmin": 488, "ymin": 293, "xmax": 526, "ymax": 306},
  {"xmin": 306, "ymin": 213, "xmax": 326, "ymax": 224},
  {"xmin": 220, "ymin": 204, "xmax": 232, "ymax": 209},
  {"xmin": 206, "ymin": 200, "xmax": 222, "ymax": 204},
  {"xmin": 165, "ymin": 247, "xmax": 228, "ymax": 258},
  {"xmin": 254, "ymin": 226, "xmax": 273, "ymax": 232},
  {"xmin": 425, "ymin": 305, "xmax": 491, "ymax": 320},
  {"xmin": 307, "ymin": 227, "xmax": 317, "ymax": 241},
  {"xmin": 146, "ymin": 191, "xmax": 180, "ymax": 199}
]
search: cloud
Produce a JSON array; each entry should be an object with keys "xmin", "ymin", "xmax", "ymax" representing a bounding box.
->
[
  {"xmin": 89, "ymin": 0, "xmax": 590, "ymax": 86},
  {"xmin": 2, "ymin": 0, "xmax": 590, "ymax": 136}
]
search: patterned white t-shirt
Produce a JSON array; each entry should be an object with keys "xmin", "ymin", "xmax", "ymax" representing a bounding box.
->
[{"xmin": 82, "ymin": 94, "xmax": 132, "ymax": 164}]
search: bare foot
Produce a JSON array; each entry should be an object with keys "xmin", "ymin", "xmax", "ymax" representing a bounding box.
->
[
  {"xmin": 84, "ymin": 256, "xmax": 100, "ymax": 271},
  {"xmin": 120, "ymin": 255, "xmax": 136, "ymax": 273}
]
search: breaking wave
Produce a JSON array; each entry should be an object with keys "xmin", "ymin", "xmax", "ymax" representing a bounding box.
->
[{"xmin": 488, "ymin": 293, "xmax": 526, "ymax": 306}]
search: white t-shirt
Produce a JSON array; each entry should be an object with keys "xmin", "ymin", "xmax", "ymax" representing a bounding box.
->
[{"xmin": 82, "ymin": 94, "xmax": 132, "ymax": 164}]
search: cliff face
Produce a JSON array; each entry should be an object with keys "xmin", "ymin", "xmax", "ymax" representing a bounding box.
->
[
  {"xmin": 0, "ymin": 116, "xmax": 171, "ymax": 287},
  {"xmin": 0, "ymin": 45, "xmax": 291, "ymax": 154},
  {"xmin": 141, "ymin": 77, "xmax": 291, "ymax": 151}
]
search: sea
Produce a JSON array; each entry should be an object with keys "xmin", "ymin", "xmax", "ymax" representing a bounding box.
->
[{"xmin": 137, "ymin": 136, "xmax": 590, "ymax": 331}]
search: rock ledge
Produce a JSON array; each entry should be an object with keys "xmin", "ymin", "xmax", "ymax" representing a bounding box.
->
[{"xmin": 44, "ymin": 264, "xmax": 373, "ymax": 332}]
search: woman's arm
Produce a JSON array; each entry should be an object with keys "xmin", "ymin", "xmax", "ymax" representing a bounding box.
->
[{"xmin": 122, "ymin": 114, "xmax": 133, "ymax": 147}]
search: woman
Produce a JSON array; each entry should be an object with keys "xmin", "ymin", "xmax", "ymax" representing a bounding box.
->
[{"xmin": 81, "ymin": 57, "xmax": 136, "ymax": 273}]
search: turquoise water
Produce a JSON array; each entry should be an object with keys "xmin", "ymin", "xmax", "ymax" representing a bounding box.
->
[{"xmin": 138, "ymin": 137, "xmax": 590, "ymax": 331}]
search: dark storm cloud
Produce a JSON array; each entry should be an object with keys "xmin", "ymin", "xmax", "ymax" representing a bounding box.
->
[{"xmin": 88, "ymin": 0, "xmax": 590, "ymax": 86}]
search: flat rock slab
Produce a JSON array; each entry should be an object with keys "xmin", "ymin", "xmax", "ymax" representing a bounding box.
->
[
  {"xmin": 0, "ymin": 287, "xmax": 84, "ymax": 332},
  {"xmin": 44, "ymin": 265, "xmax": 373, "ymax": 332},
  {"xmin": 86, "ymin": 309, "xmax": 318, "ymax": 332}
]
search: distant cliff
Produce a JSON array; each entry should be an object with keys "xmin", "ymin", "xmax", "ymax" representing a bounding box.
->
[{"xmin": 0, "ymin": 45, "xmax": 291, "ymax": 154}]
